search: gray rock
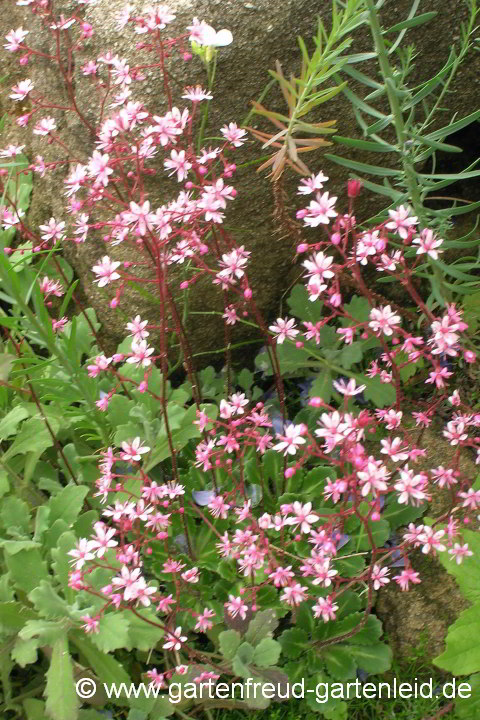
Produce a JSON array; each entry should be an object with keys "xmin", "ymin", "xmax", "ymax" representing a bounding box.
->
[{"xmin": 1, "ymin": 0, "xmax": 478, "ymax": 362}]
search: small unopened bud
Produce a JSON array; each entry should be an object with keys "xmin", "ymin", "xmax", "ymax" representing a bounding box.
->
[
  {"xmin": 180, "ymin": 281, "xmax": 189, "ymax": 289},
  {"xmin": 183, "ymin": 52, "xmax": 193, "ymax": 61},
  {"xmin": 464, "ymin": 350, "xmax": 476, "ymax": 363},
  {"xmin": 296, "ymin": 341, "xmax": 304, "ymax": 348},
  {"xmin": 244, "ymin": 287, "xmax": 252, "ymax": 299},
  {"xmin": 330, "ymin": 232, "xmax": 342, "ymax": 245},
  {"xmin": 284, "ymin": 467, "xmax": 296, "ymax": 479},
  {"xmin": 309, "ymin": 397, "xmax": 323, "ymax": 407},
  {"xmin": 347, "ymin": 178, "xmax": 363, "ymax": 198},
  {"xmin": 371, "ymin": 511, "xmax": 381, "ymax": 521},
  {"xmin": 296, "ymin": 243, "xmax": 309, "ymax": 254}
]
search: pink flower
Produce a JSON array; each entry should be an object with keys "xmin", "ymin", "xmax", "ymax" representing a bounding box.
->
[
  {"xmin": 164, "ymin": 149, "xmax": 192, "ymax": 182},
  {"xmin": 297, "ymin": 172, "xmax": 329, "ymax": 195},
  {"xmin": 273, "ymin": 423, "xmax": 307, "ymax": 456},
  {"xmin": 208, "ymin": 495, "xmax": 230, "ymax": 519},
  {"xmin": 269, "ymin": 317, "xmax": 299, "ymax": 344},
  {"xmin": 412, "ymin": 228, "xmax": 443, "ymax": 259},
  {"xmin": 4, "ymin": 28, "xmax": 29, "ymax": 53},
  {"xmin": 120, "ymin": 437, "xmax": 150, "ymax": 462},
  {"xmin": 33, "ymin": 117, "xmax": 57, "ymax": 136},
  {"xmin": 10, "ymin": 79, "xmax": 34, "ymax": 100},
  {"xmin": 92, "ymin": 256, "xmax": 121, "ymax": 287},
  {"xmin": 163, "ymin": 627, "xmax": 187, "ymax": 651},
  {"xmin": 369, "ymin": 305, "xmax": 401, "ymax": 336},
  {"xmin": 313, "ymin": 595, "xmax": 338, "ymax": 622},
  {"xmin": 448, "ymin": 543, "xmax": 473, "ymax": 565},
  {"xmin": 385, "ymin": 205, "xmax": 418, "ymax": 239},
  {"xmin": 333, "ymin": 378, "xmax": 366, "ymax": 396},
  {"xmin": 371, "ymin": 565, "xmax": 390, "ymax": 590},
  {"xmin": 301, "ymin": 191, "xmax": 338, "ymax": 227},
  {"xmin": 182, "ymin": 86, "xmax": 213, "ymax": 102},
  {"xmin": 393, "ymin": 568, "xmax": 421, "ymax": 591},
  {"xmin": 280, "ymin": 583, "xmax": 308, "ymax": 606},
  {"xmin": 81, "ymin": 614, "xmax": 100, "ymax": 634},
  {"xmin": 220, "ymin": 122, "xmax": 247, "ymax": 147},
  {"xmin": 285, "ymin": 502, "xmax": 319, "ymax": 535},
  {"xmin": 225, "ymin": 595, "xmax": 248, "ymax": 619}
]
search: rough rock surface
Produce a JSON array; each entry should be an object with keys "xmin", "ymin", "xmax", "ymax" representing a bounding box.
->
[
  {"xmin": 376, "ymin": 427, "xmax": 477, "ymax": 665},
  {"xmin": 1, "ymin": 0, "xmax": 479, "ymax": 361}
]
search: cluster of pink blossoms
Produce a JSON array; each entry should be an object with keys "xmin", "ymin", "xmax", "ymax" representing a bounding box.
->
[{"xmin": 3, "ymin": 1, "xmax": 479, "ymax": 690}]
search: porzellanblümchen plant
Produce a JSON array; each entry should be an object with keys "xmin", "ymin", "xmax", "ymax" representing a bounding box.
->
[{"xmin": 0, "ymin": 2, "xmax": 479, "ymax": 720}]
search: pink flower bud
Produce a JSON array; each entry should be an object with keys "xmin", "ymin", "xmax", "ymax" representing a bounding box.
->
[
  {"xmin": 296, "ymin": 341, "xmax": 304, "ymax": 348},
  {"xmin": 347, "ymin": 179, "xmax": 363, "ymax": 198},
  {"xmin": 371, "ymin": 511, "xmax": 381, "ymax": 521},
  {"xmin": 309, "ymin": 397, "xmax": 323, "ymax": 407},
  {"xmin": 185, "ymin": 181, "xmax": 194, "ymax": 189},
  {"xmin": 296, "ymin": 209, "xmax": 307, "ymax": 219},
  {"xmin": 197, "ymin": 166, "xmax": 207, "ymax": 176},
  {"xmin": 296, "ymin": 243, "xmax": 309, "ymax": 254},
  {"xmin": 19, "ymin": 55, "xmax": 29, "ymax": 66},
  {"xmin": 183, "ymin": 52, "xmax": 193, "ymax": 61},
  {"xmin": 180, "ymin": 281, "xmax": 189, "ymax": 289},
  {"xmin": 464, "ymin": 350, "xmax": 476, "ymax": 363},
  {"xmin": 244, "ymin": 287, "xmax": 252, "ymax": 299},
  {"xmin": 284, "ymin": 467, "xmax": 296, "ymax": 479},
  {"xmin": 330, "ymin": 232, "xmax": 342, "ymax": 245},
  {"xmin": 110, "ymin": 298, "xmax": 118, "ymax": 308}
]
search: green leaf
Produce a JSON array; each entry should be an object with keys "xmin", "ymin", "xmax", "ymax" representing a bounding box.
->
[
  {"xmin": 425, "ymin": 109, "xmax": 480, "ymax": 142},
  {"xmin": 219, "ymin": 629, "xmax": 241, "ymax": 660},
  {"xmin": 28, "ymin": 581, "xmax": 70, "ymax": 619},
  {"xmin": 383, "ymin": 12, "xmax": 436, "ymax": 33},
  {"xmin": 309, "ymin": 369, "xmax": 332, "ymax": 404},
  {"xmin": 340, "ymin": 342, "xmax": 363, "ymax": 369},
  {"xmin": 3, "ymin": 417, "xmax": 53, "ymax": 461},
  {"xmin": 434, "ymin": 603, "xmax": 480, "ymax": 674},
  {"xmin": 123, "ymin": 609, "xmax": 164, "ymax": 651},
  {"xmin": 252, "ymin": 638, "xmax": 281, "ymax": 667},
  {"xmin": 4, "ymin": 548, "xmax": 49, "ymax": 594},
  {"xmin": 325, "ymin": 154, "xmax": 399, "ymax": 177},
  {"xmin": 382, "ymin": 496, "xmax": 425, "ymax": 530},
  {"xmin": 91, "ymin": 613, "xmax": 131, "ymax": 653},
  {"xmin": 11, "ymin": 637, "xmax": 39, "ymax": 668},
  {"xmin": 45, "ymin": 634, "xmax": 80, "ymax": 720},
  {"xmin": 347, "ymin": 643, "xmax": 392, "ymax": 674},
  {"xmin": 362, "ymin": 375, "xmax": 395, "ymax": 408},
  {"xmin": 0, "ymin": 470, "xmax": 9, "ymax": 499},
  {"xmin": 332, "ymin": 135, "xmax": 396, "ymax": 152},
  {"xmin": 20, "ymin": 619, "xmax": 67, "ymax": 645},
  {"xmin": 437, "ymin": 528, "xmax": 480, "ymax": 603},
  {"xmin": 347, "ymin": 518, "xmax": 390, "ymax": 552},
  {"xmin": 303, "ymin": 466, "xmax": 332, "ymax": 496},
  {"xmin": 0, "ymin": 405, "xmax": 29, "ymax": 441},
  {"xmin": 48, "ymin": 485, "xmax": 89, "ymax": 526},
  {"xmin": 1, "ymin": 496, "xmax": 30, "ymax": 535},
  {"xmin": 287, "ymin": 284, "xmax": 323, "ymax": 323},
  {"xmin": 0, "ymin": 601, "xmax": 37, "ymax": 633},
  {"xmin": 324, "ymin": 646, "xmax": 357, "ymax": 680},
  {"xmin": 23, "ymin": 699, "xmax": 50, "ymax": 720},
  {"xmin": 454, "ymin": 673, "xmax": 480, "ymax": 719},
  {"xmin": 232, "ymin": 642, "xmax": 255, "ymax": 677},
  {"xmin": 345, "ymin": 614, "xmax": 383, "ymax": 645},
  {"xmin": 279, "ymin": 628, "xmax": 308, "ymax": 659},
  {"xmin": 245, "ymin": 609, "xmax": 279, "ymax": 645},
  {"xmin": 71, "ymin": 633, "xmax": 131, "ymax": 691}
]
